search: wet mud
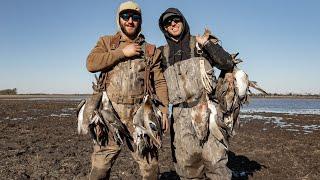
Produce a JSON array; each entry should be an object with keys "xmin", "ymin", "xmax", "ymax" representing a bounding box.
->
[{"xmin": 0, "ymin": 99, "xmax": 319, "ymax": 179}]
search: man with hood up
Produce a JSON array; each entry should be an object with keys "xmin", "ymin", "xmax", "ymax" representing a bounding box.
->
[
  {"xmin": 85, "ymin": 1, "xmax": 169, "ymax": 179},
  {"xmin": 158, "ymin": 8, "xmax": 234, "ymax": 179}
]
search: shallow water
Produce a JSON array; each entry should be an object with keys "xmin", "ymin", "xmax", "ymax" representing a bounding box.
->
[
  {"xmin": 1, "ymin": 107, "xmax": 76, "ymax": 123},
  {"xmin": 0, "ymin": 95, "xmax": 88, "ymax": 101},
  {"xmin": 241, "ymin": 98, "xmax": 320, "ymax": 115},
  {"xmin": 240, "ymin": 114, "xmax": 320, "ymax": 134}
]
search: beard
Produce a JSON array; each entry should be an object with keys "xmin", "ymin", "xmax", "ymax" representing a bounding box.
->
[{"xmin": 120, "ymin": 23, "xmax": 141, "ymax": 39}]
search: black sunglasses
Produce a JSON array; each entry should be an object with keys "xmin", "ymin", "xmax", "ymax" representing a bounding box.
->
[
  {"xmin": 164, "ymin": 16, "xmax": 182, "ymax": 27},
  {"xmin": 120, "ymin": 12, "xmax": 141, "ymax": 22}
]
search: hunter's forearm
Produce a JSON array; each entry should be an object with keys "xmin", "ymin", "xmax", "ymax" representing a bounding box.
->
[{"xmin": 86, "ymin": 37, "xmax": 125, "ymax": 73}]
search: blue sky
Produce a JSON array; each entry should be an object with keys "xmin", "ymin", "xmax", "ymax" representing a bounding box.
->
[{"xmin": 1, "ymin": 0, "xmax": 319, "ymax": 94}]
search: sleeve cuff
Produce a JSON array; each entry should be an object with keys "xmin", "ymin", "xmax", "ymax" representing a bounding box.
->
[
  {"xmin": 203, "ymin": 40, "xmax": 210, "ymax": 46},
  {"xmin": 112, "ymin": 48, "xmax": 125, "ymax": 60}
]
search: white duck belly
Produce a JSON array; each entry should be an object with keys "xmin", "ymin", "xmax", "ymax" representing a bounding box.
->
[
  {"xmin": 233, "ymin": 68, "xmax": 249, "ymax": 99},
  {"xmin": 207, "ymin": 101, "xmax": 224, "ymax": 141},
  {"xmin": 77, "ymin": 103, "xmax": 86, "ymax": 134}
]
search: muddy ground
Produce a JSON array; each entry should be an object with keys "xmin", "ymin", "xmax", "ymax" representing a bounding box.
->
[{"xmin": 0, "ymin": 98, "xmax": 319, "ymax": 179}]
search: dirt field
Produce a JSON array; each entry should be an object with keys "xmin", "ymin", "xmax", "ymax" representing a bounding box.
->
[{"xmin": 0, "ymin": 98, "xmax": 319, "ymax": 179}]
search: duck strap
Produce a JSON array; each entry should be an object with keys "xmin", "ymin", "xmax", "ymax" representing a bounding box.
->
[{"xmin": 143, "ymin": 43, "xmax": 156, "ymax": 96}]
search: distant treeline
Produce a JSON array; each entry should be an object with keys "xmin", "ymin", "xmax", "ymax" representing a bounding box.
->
[
  {"xmin": 251, "ymin": 93, "xmax": 320, "ymax": 98},
  {"xmin": 0, "ymin": 88, "xmax": 17, "ymax": 95}
]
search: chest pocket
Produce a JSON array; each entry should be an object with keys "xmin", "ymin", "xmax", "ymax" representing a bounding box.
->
[{"xmin": 107, "ymin": 58, "xmax": 146, "ymax": 103}]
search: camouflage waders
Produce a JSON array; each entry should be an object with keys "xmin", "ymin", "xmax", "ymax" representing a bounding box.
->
[
  {"xmin": 89, "ymin": 41, "xmax": 159, "ymax": 180},
  {"xmin": 162, "ymin": 36, "xmax": 232, "ymax": 179},
  {"xmin": 171, "ymin": 105, "xmax": 231, "ymax": 180}
]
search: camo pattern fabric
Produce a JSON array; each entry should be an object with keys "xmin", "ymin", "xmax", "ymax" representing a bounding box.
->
[
  {"xmin": 162, "ymin": 36, "xmax": 216, "ymax": 105},
  {"xmin": 171, "ymin": 104, "xmax": 232, "ymax": 179},
  {"xmin": 163, "ymin": 56, "xmax": 215, "ymax": 105},
  {"xmin": 89, "ymin": 102, "xmax": 158, "ymax": 180},
  {"xmin": 106, "ymin": 57, "xmax": 146, "ymax": 104}
]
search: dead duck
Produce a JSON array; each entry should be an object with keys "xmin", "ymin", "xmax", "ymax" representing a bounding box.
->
[
  {"xmin": 208, "ymin": 100, "xmax": 223, "ymax": 140},
  {"xmin": 143, "ymin": 96, "xmax": 162, "ymax": 149},
  {"xmin": 88, "ymin": 110, "xmax": 109, "ymax": 146},
  {"xmin": 216, "ymin": 52, "xmax": 268, "ymax": 108},
  {"xmin": 215, "ymin": 71, "xmax": 241, "ymax": 137},
  {"xmin": 100, "ymin": 91, "xmax": 132, "ymax": 145},
  {"xmin": 208, "ymin": 100, "xmax": 230, "ymax": 149},
  {"xmin": 215, "ymin": 70, "xmax": 237, "ymax": 113},
  {"xmin": 77, "ymin": 99, "xmax": 86, "ymax": 134},
  {"xmin": 77, "ymin": 75, "xmax": 103, "ymax": 135},
  {"xmin": 231, "ymin": 53, "xmax": 267, "ymax": 102},
  {"xmin": 133, "ymin": 95, "xmax": 162, "ymax": 156},
  {"xmin": 190, "ymin": 92, "xmax": 210, "ymax": 145},
  {"xmin": 215, "ymin": 53, "xmax": 267, "ymax": 136}
]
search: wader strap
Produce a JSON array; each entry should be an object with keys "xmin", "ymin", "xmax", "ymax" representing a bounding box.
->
[
  {"xmin": 189, "ymin": 36, "xmax": 196, "ymax": 58},
  {"xmin": 143, "ymin": 43, "xmax": 156, "ymax": 97}
]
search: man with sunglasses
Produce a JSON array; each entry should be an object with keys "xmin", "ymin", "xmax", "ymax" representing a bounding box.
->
[
  {"xmin": 85, "ymin": 1, "xmax": 169, "ymax": 179},
  {"xmin": 158, "ymin": 8, "xmax": 234, "ymax": 179}
]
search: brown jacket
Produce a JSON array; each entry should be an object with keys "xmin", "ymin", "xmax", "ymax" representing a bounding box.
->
[{"xmin": 87, "ymin": 32, "xmax": 169, "ymax": 114}]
